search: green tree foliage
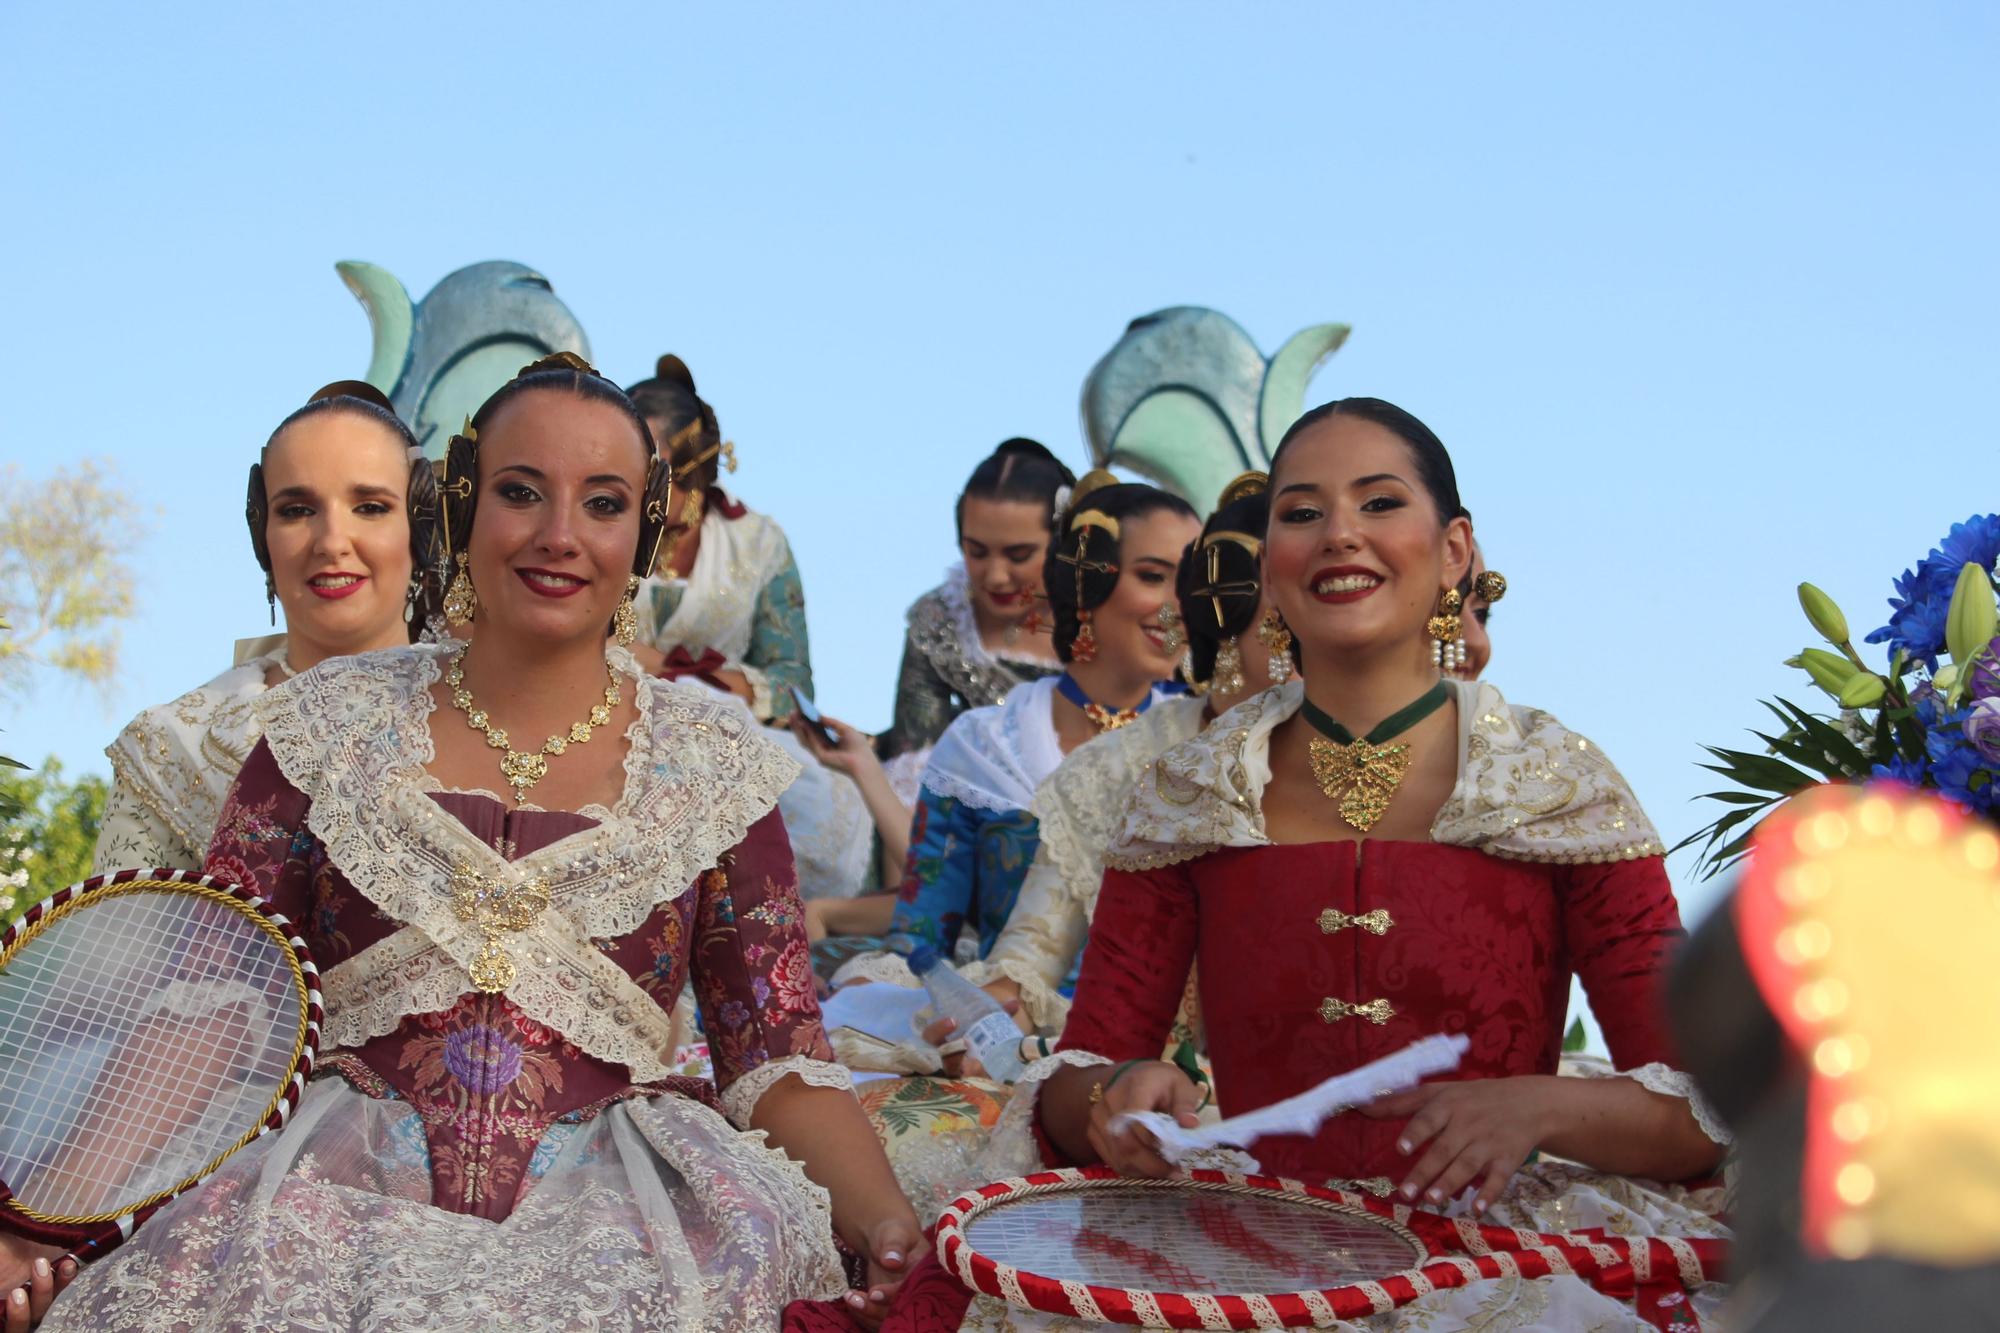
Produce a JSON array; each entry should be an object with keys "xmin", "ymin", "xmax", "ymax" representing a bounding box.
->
[
  {"xmin": 0, "ymin": 459, "xmax": 147, "ymax": 700},
  {"xmin": 0, "ymin": 759, "xmax": 107, "ymax": 926}
]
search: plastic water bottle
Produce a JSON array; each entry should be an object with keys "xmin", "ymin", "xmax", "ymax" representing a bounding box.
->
[{"xmin": 907, "ymin": 945, "xmax": 1026, "ymax": 1083}]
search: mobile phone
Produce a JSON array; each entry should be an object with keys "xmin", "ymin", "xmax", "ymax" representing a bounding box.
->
[{"xmin": 789, "ymin": 687, "xmax": 842, "ymax": 748}]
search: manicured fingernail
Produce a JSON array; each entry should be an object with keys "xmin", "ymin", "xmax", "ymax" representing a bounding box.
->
[
  {"xmin": 1474, "ymin": 1198, "xmax": 1488, "ymax": 1213},
  {"xmin": 1397, "ymin": 1139, "xmax": 1412, "ymax": 1155},
  {"xmin": 846, "ymin": 1291, "xmax": 864, "ymax": 1307},
  {"xmin": 11, "ymin": 1288, "xmax": 26, "ymax": 1307},
  {"xmin": 59, "ymin": 1259, "xmax": 76, "ymax": 1278},
  {"xmin": 870, "ymin": 1287, "xmax": 886, "ymax": 1302},
  {"xmin": 1427, "ymin": 1187, "xmax": 1443, "ymax": 1202},
  {"xmin": 33, "ymin": 1258, "xmax": 48, "ymax": 1278},
  {"xmin": 1400, "ymin": 1182, "xmax": 1417, "ymax": 1200},
  {"xmin": 882, "ymin": 1250, "xmax": 902, "ymax": 1265}
]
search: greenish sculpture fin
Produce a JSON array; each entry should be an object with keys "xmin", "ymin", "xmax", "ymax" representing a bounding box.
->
[
  {"xmin": 335, "ymin": 260, "xmax": 414, "ymax": 394},
  {"xmin": 1258, "ymin": 322, "xmax": 1350, "ymax": 454},
  {"xmin": 1110, "ymin": 390, "xmax": 1258, "ymax": 513}
]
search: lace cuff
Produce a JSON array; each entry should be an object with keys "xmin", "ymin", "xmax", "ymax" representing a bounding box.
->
[
  {"xmin": 720, "ymin": 1053, "xmax": 854, "ymax": 1129},
  {"xmin": 1561, "ymin": 1054, "xmax": 1733, "ymax": 1147},
  {"xmin": 960, "ymin": 958, "xmax": 1070, "ymax": 1034},
  {"xmin": 1626, "ymin": 1062, "xmax": 1734, "ymax": 1146},
  {"xmin": 739, "ymin": 663, "xmax": 775, "ymax": 722}
]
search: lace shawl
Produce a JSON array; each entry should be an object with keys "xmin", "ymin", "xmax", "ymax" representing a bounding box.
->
[
  {"xmin": 94, "ymin": 651, "xmax": 282, "ymax": 874},
  {"xmin": 253, "ymin": 643, "xmax": 801, "ymax": 1083},
  {"xmin": 637, "ymin": 504, "xmax": 793, "ymax": 718},
  {"xmin": 1108, "ymin": 678, "xmax": 1665, "ymax": 870},
  {"xmin": 962, "ymin": 695, "xmax": 1209, "ymax": 1029},
  {"xmin": 918, "ymin": 675, "xmax": 1066, "ymax": 814}
]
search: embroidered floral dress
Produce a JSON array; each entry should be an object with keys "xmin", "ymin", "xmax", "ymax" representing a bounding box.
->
[
  {"xmin": 91, "ymin": 646, "xmax": 286, "ymax": 875},
  {"xmin": 44, "ymin": 645, "xmax": 853, "ymax": 1333},
  {"xmin": 639, "ymin": 493, "xmax": 873, "ymax": 903},
  {"xmin": 878, "ymin": 565, "xmax": 1062, "ymax": 805},
  {"xmin": 952, "ymin": 680, "xmax": 1733, "ymax": 1332}
]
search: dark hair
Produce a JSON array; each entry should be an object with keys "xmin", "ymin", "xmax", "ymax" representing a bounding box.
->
[
  {"xmin": 1269, "ymin": 397, "xmax": 1468, "ymax": 526},
  {"xmin": 1046, "ymin": 482, "xmax": 1199, "ymax": 665},
  {"xmin": 244, "ymin": 380, "xmax": 440, "ymax": 637},
  {"xmin": 1176, "ymin": 487, "xmax": 1270, "ymax": 686},
  {"xmin": 443, "ymin": 356, "xmax": 669, "ymax": 581},
  {"xmin": 625, "ymin": 354, "xmax": 726, "ymax": 497},
  {"xmin": 956, "ymin": 438, "xmax": 1076, "ymax": 536}
]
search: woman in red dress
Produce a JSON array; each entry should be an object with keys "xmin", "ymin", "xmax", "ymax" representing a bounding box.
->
[{"xmin": 1012, "ymin": 399, "xmax": 1732, "ymax": 1330}]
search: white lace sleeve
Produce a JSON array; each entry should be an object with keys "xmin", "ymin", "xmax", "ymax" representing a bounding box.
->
[
  {"xmin": 1561, "ymin": 1054, "xmax": 1733, "ymax": 1146},
  {"xmin": 736, "ymin": 663, "xmax": 775, "ymax": 722},
  {"xmin": 719, "ymin": 1053, "xmax": 855, "ymax": 1129}
]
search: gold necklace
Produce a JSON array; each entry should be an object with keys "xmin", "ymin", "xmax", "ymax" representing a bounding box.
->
[
  {"xmin": 1300, "ymin": 682, "xmax": 1452, "ymax": 833},
  {"xmin": 445, "ymin": 643, "xmax": 621, "ymax": 804}
]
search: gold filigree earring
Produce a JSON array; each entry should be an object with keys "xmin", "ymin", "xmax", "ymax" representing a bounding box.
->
[
  {"xmin": 613, "ymin": 575, "xmax": 641, "ymax": 647},
  {"xmin": 1212, "ymin": 637, "xmax": 1246, "ymax": 696},
  {"xmin": 1427, "ymin": 588, "xmax": 1465, "ymax": 672},
  {"xmin": 1257, "ymin": 610, "xmax": 1294, "ymax": 685},
  {"xmin": 443, "ymin": 553, "xmax": 477, "ymax": 627},
  {"xmin": 1158, "ymin": 601, "xmax": 1187, "ymax": 659}
]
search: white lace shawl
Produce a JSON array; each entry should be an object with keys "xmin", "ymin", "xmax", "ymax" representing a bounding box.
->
[
  {"xmin": 1108, "ymin": 678, "xmax": 1666, "ymax": 870},
  {"xmin": 918, "ymin": 675, "xmax": 1066, "ymax": 814},
  {"xmin": 1101, "ymin": 679, "xmax": 1723, "ymax": 1144},
  {"xmin": 961, "ymin": 695, "xmax": 1208, "ymax": 1029},
  {"xmin": 253, "ymin": 643, "xmax": 807, "ymax": 1088},
  {"xmin": 636, "ymin": 504, "xmax": 793, "ymax": 720},
  {"xmin": 94, "ymin": 650, "xmax": 283, "ymax": 875}
]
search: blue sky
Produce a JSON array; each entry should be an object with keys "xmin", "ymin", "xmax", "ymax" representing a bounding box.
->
[{"xmin": 3, "ymin": 2, "xmax": 1997, "ymax": 935}]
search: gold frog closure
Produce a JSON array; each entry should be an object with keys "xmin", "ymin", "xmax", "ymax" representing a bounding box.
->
[{"xmin": 449, "ymin": 864, "xmax": 552, "ymax": 993}]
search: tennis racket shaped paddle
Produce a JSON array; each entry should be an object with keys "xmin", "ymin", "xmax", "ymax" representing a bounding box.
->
[
  {"xmin": 0, "ymin": 869, "xmax": 319, "ymax": 1259},
  {"xmin": 939, "ymin": 1167, "xmax": 1724, "ymax": 1328}
]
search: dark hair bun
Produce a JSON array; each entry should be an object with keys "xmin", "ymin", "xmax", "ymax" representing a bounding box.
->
[
  {"xmin": 654, "ymin": 354, "xmax": 697, "ymax": 393},
  {"xmin": 957, "ymin": 437, "xmax": 1077, "ymax": 537},
  {"xmin": 308, "ymin": 379, "xmax": 398, "ymax": 415},
  {"xmin": 1174, "ymin": 485, "xmax": 1269, "ymax": 686}
]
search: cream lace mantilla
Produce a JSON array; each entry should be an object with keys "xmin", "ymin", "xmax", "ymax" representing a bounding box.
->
[
  {"xmin": 1108, "ymin": 678, "xmax": 1665, "ymax": 871},
  {"xmin": 255, "ymin": 644, "xmax": 800, "ymax": 1082}
]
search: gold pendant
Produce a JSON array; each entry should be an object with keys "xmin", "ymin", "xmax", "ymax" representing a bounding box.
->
[
  {"xmin": 467, "ymin": 935, "xmax": 518, "ymax": 994},
  {"xmin": 1307, "ymin": 735, "xmax": 1413, "ymax": 833},
  {"xmin": 1082, "ymin": 702, "xmax": 1140, "ymax": 732}
]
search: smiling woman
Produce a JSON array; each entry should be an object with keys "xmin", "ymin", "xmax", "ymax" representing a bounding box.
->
[
  {"xmin": 90, "ymin": 381, "xmax": 436, "ymax": 876},
  {"xmin": 32, "ymin": 354, "xmax": 927, "ymax": 1332}
]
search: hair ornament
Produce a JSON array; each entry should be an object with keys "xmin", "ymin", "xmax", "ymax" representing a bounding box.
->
[
  {"xmin": 1051, "ymin": 483, "xmax": 1073, "ymax": 516},
  {"xmin": 518, "ymin": 350, "xmax": 602, "ymax": 379},
  {"xmin": 1068, "ymin": 468, "xmax": 1120, "ymax": 514},
  {"xmin": 1069, "ymin": 509, "xmax": 1122, "ymax": 542},
  {"xmin": 1215, "ymin": 470, "xmax": 1270, "ymax": 509}
]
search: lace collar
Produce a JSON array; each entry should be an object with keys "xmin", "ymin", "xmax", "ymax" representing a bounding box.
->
[
  {"xmin": 252, "ymin": 642, "xmax": 800, "ymax": 1077},
  {"xmin": 1107, "ymin": 678, "xmax": 1665, "ymax": 870}
]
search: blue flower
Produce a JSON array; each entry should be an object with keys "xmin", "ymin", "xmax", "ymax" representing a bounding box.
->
[
  {"xmin": 1866, "ymin": 514, "xmax": 2000, "ymax": 670},
  {"xmin": 1871, "ymin": 754, "xmax": 1929, "ymax": 787}
]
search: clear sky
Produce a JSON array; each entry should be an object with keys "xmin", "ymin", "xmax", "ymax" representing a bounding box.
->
[{"xmin": 2, "ymin": 1, "xmax": 1997, "ymax": 937}]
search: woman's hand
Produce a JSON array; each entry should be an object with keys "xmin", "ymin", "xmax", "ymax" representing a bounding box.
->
[
  {"xmin": 2, "ymin": 1235, "xmax": 76, "ymax": 1332},
  {"xmin": 1088, "ymin": 1061, "xmax": 1201, "ymax": 1179},
  {"xmin": 838, "ymin": 1208, "xmax": 923, "ymax": 1326},
  {"xmin": 1359, "ymin": 1075, "xmax": 1558, "ymax": 1213},
  {"xmin": 919, "ymin": 995, "xmax": 1023, "ymax": 1079},
  {"xmin": 792, "ymin": 714, "xmax": 882, "ymax": 781}
]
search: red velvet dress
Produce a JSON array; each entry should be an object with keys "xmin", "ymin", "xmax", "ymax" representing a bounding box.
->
[{"xmin": 1053, "ymin": 841, "xmax": 1687, "ymax": 1186}]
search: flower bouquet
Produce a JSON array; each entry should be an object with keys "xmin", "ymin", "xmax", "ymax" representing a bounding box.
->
[{"xmin": 1681, "ymin": 515, "xmax": 2000, "ymax": 876}]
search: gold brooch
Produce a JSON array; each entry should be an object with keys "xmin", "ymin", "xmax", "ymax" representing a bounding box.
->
[{"xmin": 450, "ymin": 864, "xmax": 551, "ymax": 993}]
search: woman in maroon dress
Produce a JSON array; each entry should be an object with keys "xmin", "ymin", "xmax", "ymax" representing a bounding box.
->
[
  {"xmin": 1008, "ymin": 399, "xmax": 1732, "ymax": 1330},
  {"xmin": 37, "ymin": 357, "xmax": 921, "ymax": 1332}
]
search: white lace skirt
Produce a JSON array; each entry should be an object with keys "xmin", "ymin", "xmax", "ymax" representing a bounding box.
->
[
  {"xmin": 769, "ymin": 726, "xmax": 876, "ymax": 900},
  {"xmin": 42, "ymin": 1079, "xmax": 846, "ymax": 1333}
]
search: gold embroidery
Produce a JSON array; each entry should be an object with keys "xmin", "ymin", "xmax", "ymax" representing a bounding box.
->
[
  {"xmin": 449, "ymin": 863, "xmax": 552, "ymax": 993},
  {"xmin": 1318, "ymin": 907, "xmax": 1393, "ymax": 935},
  {"xmin": 1319, "ymin": 996, "xmax": 1395, "ymax": 1025}
]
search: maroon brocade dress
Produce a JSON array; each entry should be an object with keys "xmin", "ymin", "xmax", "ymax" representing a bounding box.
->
[{"xmin": 42, "ymin": 645, "xmax": 855, "ymax": 1333}]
